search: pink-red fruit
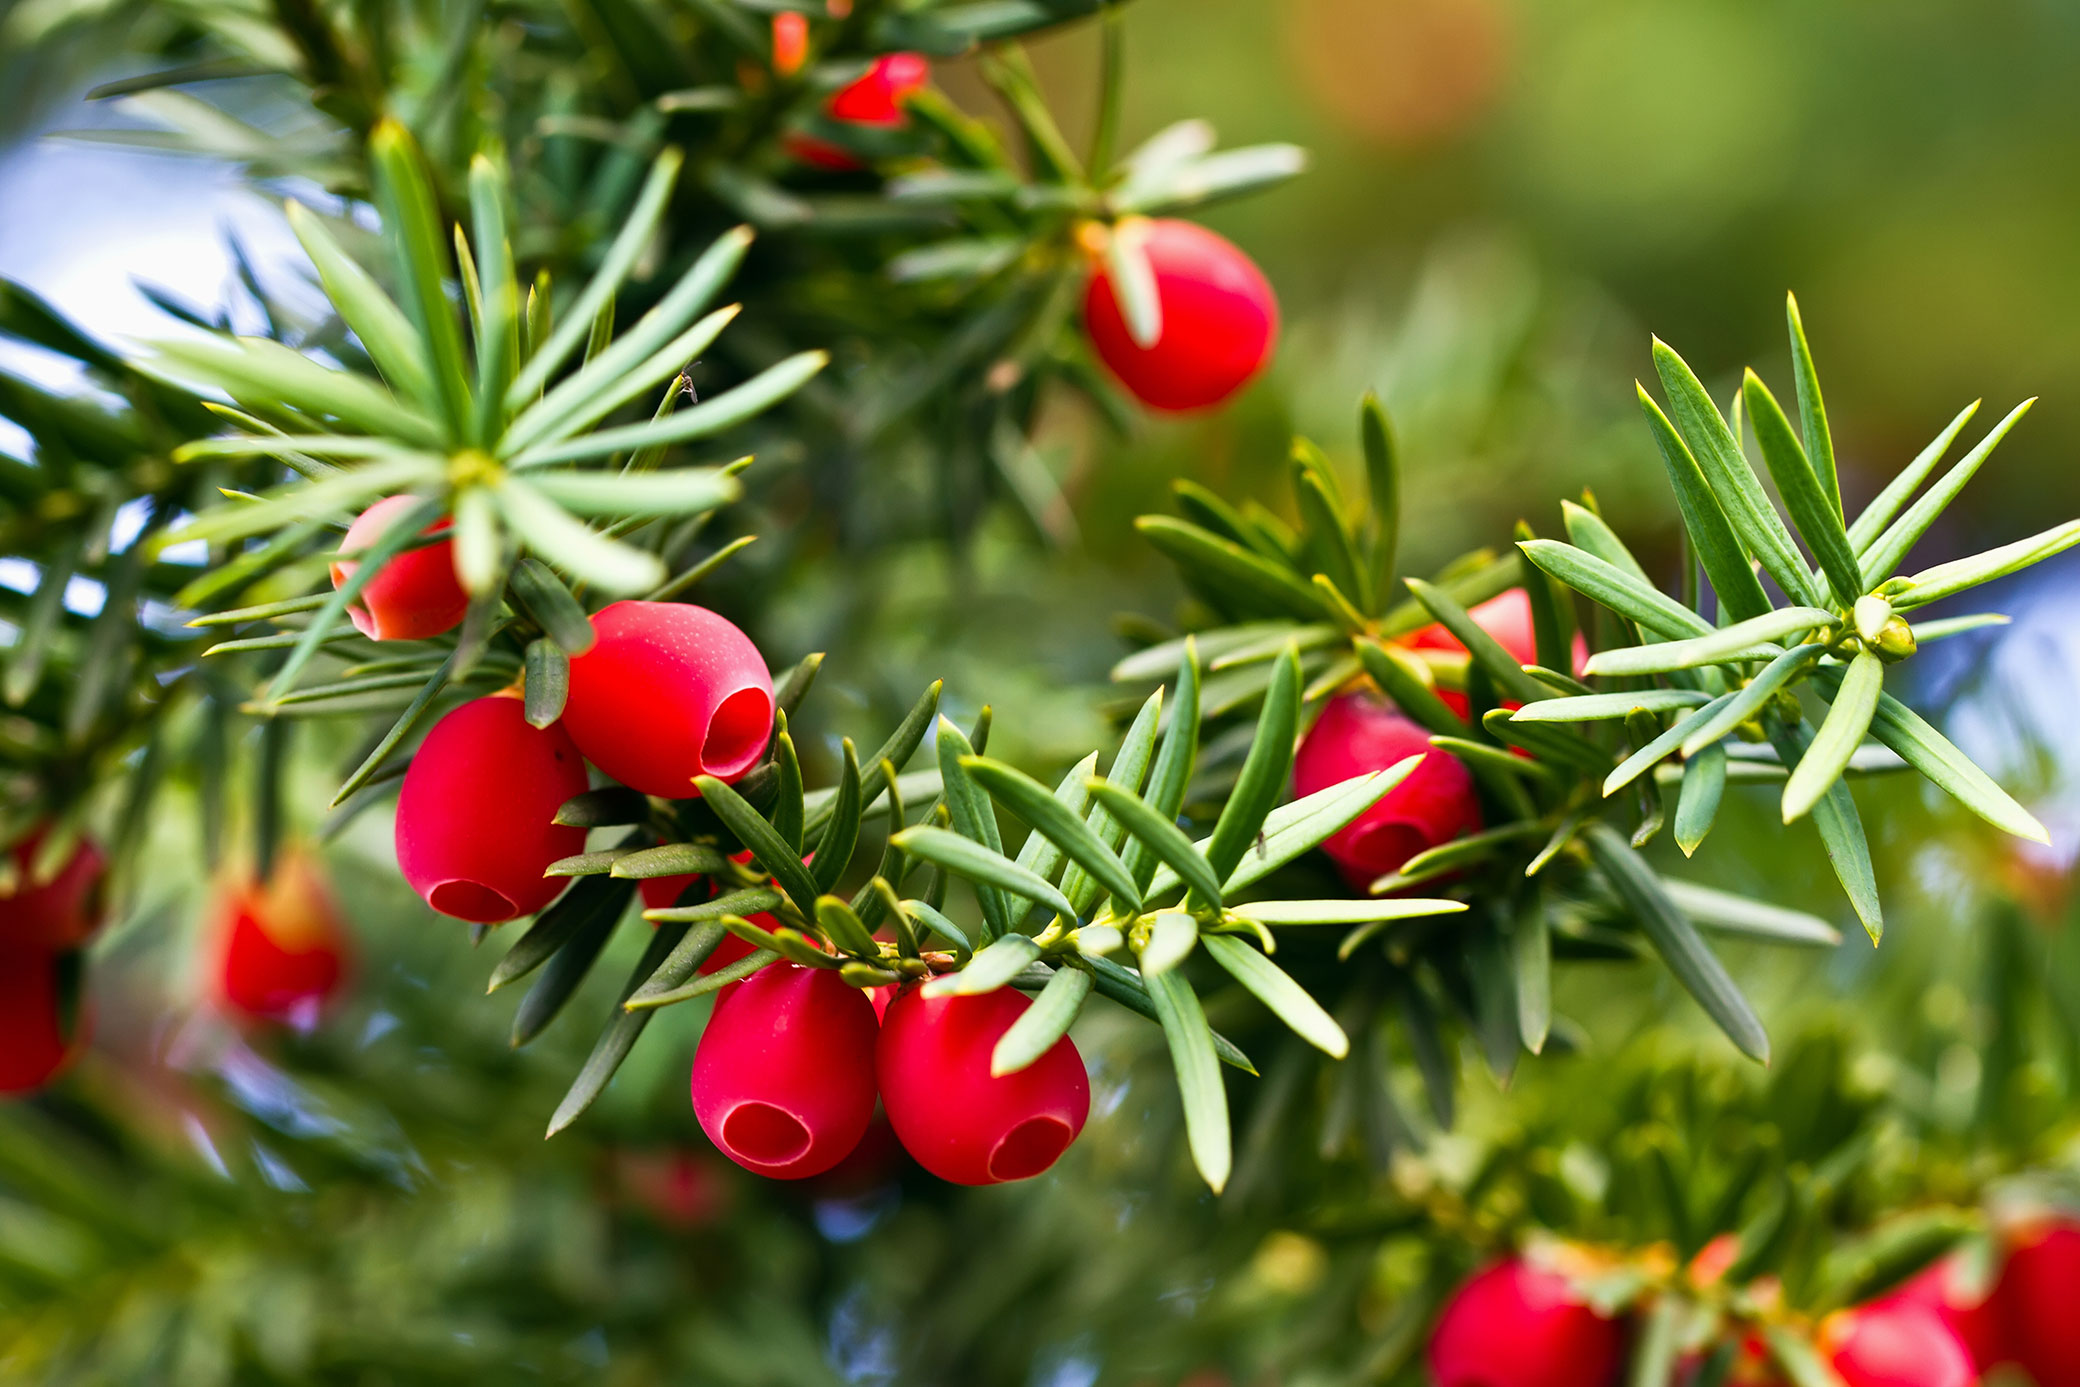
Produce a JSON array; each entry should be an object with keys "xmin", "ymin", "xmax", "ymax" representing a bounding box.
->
[
  {"xmin": 211, "ymin": 852, "xmax": 350, "ymax": 1025},
  {"xmin": 330, "ymin": 495, "xmax": 469, "ymax": 641},
  {"xmin": 1293, "ymin": 691, "xmax": 1482, "ymax": 890},
  {"xmin": 1428, "ymin": 1258, "xmax": 1626, "ymax": 1387},
  {"xmin": 1991, "ymin": 1220, "xmax": 2080, "ymax": 1386},
  {"xmin": 561, "ymin": 601, "xmax": 774, "ymax": 798},
  {"xmin": 875, "ymin": 986, "xmax": 1089, "ymax": 1186},
  {"xmin": 690, "ymin": 963, "xmax": 879, "ymax": 1179},
  {"xmin": 2, "ymin": 829, "xmax": 106, "ymax": 951},
  {"xmin": 1082, "ymin": 219, "xmax": 1278, "ymax": 412},
  {"xmin": 1405, "ymin": 588, "xmax": 1587, "ymax": 717},
  {"xmin": 1883, "ymin": 1257, "xmax": 2004, "ymax": 1373},
  {"xmin": 395, "ymin": 695, "xmax": 589, "ymax": 922},
  {"xmin": 786, "ymin": 52, "xmax": 929, "ymax": 169},
  {"xmin": 1818, "ymin": 1300, "xmax": 1977, "ymax": 1387}
]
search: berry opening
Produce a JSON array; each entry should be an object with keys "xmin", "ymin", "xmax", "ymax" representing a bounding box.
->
[
  {"xmin": 721, "ymin": 1101, "xmax": 813, "ymax": 1167},
  {"xmin": 429, "ymin": 880, "xmax": 518, "ymax": 922},
  {"xmin": 703, "ymin": 687, "xmax": 775, "ymax": 780},
  {"xmin": 987, "ymin": 1116, "xmax": 1073, "ymax": 1182}
]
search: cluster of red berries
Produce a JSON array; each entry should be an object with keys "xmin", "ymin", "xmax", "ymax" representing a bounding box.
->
[
  {"xmin": 1294, "ymin": 589, "xmax": 1573, "ymax": 890},
  {"xmin": 0, "ymin": 828, "xmax": 103, "ymax": 1093},
  {"xmin": 1431, "ymin": 1220, "xmax": 2080, "ymax": 1387},
  {"xmin": 340, "ymin": 498, "xmax": 1091, "ymax": 1184}
]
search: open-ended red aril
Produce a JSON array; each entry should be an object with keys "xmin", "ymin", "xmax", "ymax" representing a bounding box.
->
[
  {"xmin": 211, "ymin": 852, "xmax": 350, "ymax": 1025},
  {"xmin": 1427, "ymin": 1258, "xmax": 1626, "ymax": 1387},
  {"xmin": 1293, "ymin": 691, "xmax": 1482, "ymax": 890},
  {"xmin": 395, "ymin": 695, "xmax": 589, "ymax": 923},
  {"xmin": 875, "ymin": 985, "xmax": 1090, "ymax": 1186},
  {"xmin": 1819, "ymin": 1299, "xmax": 1977, "ymax": 1387},
  {"xmin": 2, "ymin": 828, "xmax": 106, "ymax": 952},
  {"xmin": 0, "ymin": 947, "xmax": 81, "ymax": 1095},
  {"xmin": 329, "ymin": 494, "xmax": 469, "ymax": 642},
  {"xmin": 561, "ymin": 600, "xmax": 774, "ymax": 798},
  {"xmin": 1082, "ymin": 218, "xmax": 1278, "ymax": 412},
  {"xmin": 690, "ymin": 962, "xmax": 879, "ymax": 1179}
]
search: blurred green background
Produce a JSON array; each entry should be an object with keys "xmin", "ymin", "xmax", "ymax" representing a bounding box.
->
[{"xmin": 6, "ymin": 0, "xmax": 2080, "ymax": 1382}]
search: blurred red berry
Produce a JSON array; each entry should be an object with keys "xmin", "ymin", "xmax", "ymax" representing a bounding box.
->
[
  {"xmin": 1995, "ymin": 1220, "xmax": 2080, "ymax": 1386},
  {"xmin": 616, "ymin": 1147, "xmax": 728, "ymax": 1230},
  {"xmin": 1292, "ymin": 691, "xmax": 1482, "ymax": 890},
  {"xmin": 1882, "ymin": 1256, "xmax": 2005, "ymax": 1372},
  {"xmin": 1428, "ymin": 1258, "xmax": 1625, "ymax": 1387},
  {"xmin": 0, "ymin": 946, "xmax": 82, "ymax": 1095},
  {"xmin": 395, "ymin": 694, "xmax": 589, "ymax": 922},
  {"xmin": 876, "ymin": 985, "xmax": 1089, "ymax": 1186},
  {"xmin": 329, "ymin": 494, "xmax": 468, "ymax": 641},
  {"xmin": 690, "ymin": 963, "xmax": 879, "ymax": 1179},
  {"xmin": 1818, "ymin": 1300, "xmax": 1976, "ymax": 1387},
  {"xmin": 211, "ymin": 851, "xmax": 350, "ymax": 1026},
  {"xmin": 1405, "ymin": 588, "xmax": 1587, "ymax": 717},
  {"xmin": 637, "ymin": 874, "xmax": 706, "ymax": 912},
  {"xmin": 771, "ymin": 10, "xmax": 808, "ymax": 76},
  {"xmin": 561, "ymin": 600, "xmax": 774, "ymax": 798},
  {"xmin": 1082, "ymin": 219, "xmax": 1278, "ymax": 412},
  {"xmin": 785, "ymin": 52, "xmax": 929, "ymax": 169},
  {"xmin": 1, "ymin": 827, "xmax": 106, "ymax": 952}
]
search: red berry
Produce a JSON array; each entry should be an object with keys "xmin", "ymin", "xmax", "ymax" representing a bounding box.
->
[
  {"xmin": 1428, "ymin": 1259, "xmax": 1625, "ymax": 1387},
  {"xmin": 1405, "ymin": 589, "xmax": 1588, "ymax": 717},
  {"xmin": 330, "ymin": 495, "xmax": 469, "ymax": 642},
  {"xmin": 1818, "ymin": 1300, "xmax": 1976, "ymax": 1387},
  {"xmin": 690, "ymin": 963, "xmax": 879, "ymax": 1179},
  {"xmin": 827, "ymin": 53, "xmax": 928, "ymax": 125},
  {"xmin": 1995, "ymin": 1220, "xmax": 2080, "ymax": 1386},
  {"xmin": 395, "ymin": 694, "xmax": 589, "ymax": 922},
  {"xmin": 0, "ymin": 946, "xmax": 82, "ymax": 1095},
  {"xmin": 561, "ymin": 600, "xmax": 774, "ymax": 798},
  {"xmin": 875, "ymin": 985, "xmax": 1089, "ymax": 1186},
  {"xmin": 1292, "ymin": 691, "xmax": 1482, "ymax": 890},
  {"xmin": 1082, "ymin": 219, "xmax": 1278, "ymax": 412},
  {"xmin": 211, "ymin": 852, "xmax": 350, "ymax": 1025},
  {"xmin": 616, "ymin": 1147, "xmax": 728, "ymax": 1230},
  {"xmin": 1882, "ymin": 1257, "xmax": 2005, "ymax": 1372},
  {"xmin": 1, "ymin": 828, "xmax": 106, "ymax": 951}
]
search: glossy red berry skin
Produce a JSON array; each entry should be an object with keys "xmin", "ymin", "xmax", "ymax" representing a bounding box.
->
[
  {"xmin": 212, "ymin": 853, "xmax": 350, "ymax": 1025},
  {"xmin": 1082, "ymin": 219, "xmax": 1278, "ymax": 412},
  {"xmin": 1995, "ymin": 1221, "xmax": 2080, "ymax": 1386},
  {"xmin": 1293, "ymin": 691, "xmax": 1482, "ymax": 890},
  {"xmin": 1405, "ymin": 588, "xmax": 1588, "ymax": 717},
  {"xmin": 329, "ymin": 495, "xmax": 468, "ymax": 642},
  {"xmin": 875, "ymin": 986, "xmax": 1089, "ymax": 1186},
  {"xmin": 690, "ymin": 963, "xmax": 879, "ymax": 1179},
  {"xmin": 786, "ymin": 52, "xmax": 929, "ymax": 169},
  {"xmin": 561, "ymin": 601, "xmax": 774, "ymax": 798},
  {"xmin": 0, "ymin": 946, "xmax": 80, "ymax": 1095},
  {"xmin": 1819, "ymin": 1300, "xmax": 1977, "ymax": 1387},
  {"xmin": 1, "ymin": 829, "xmax": 106, "ymax": 951},
  {"xmin": 395, "ymin": 695, "xmax": 589, "ymax": 923},
  {"xmin": 1428, "ymin": 1259, "xmax": 1626, "ymax": 1387}
]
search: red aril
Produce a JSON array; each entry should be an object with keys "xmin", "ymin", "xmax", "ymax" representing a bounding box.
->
[
  {"xmin": 1082, "ymin": 218, "xmax": 1278, "ymax": 412},
  {"xmin": 1882, "ymin": 1256, "xmax": 2005, "ymax": 1372},
  {"xmin": 770, "ymin": 10, "xmax": 807, "ymax": 77},
  {"xmin": 1994, "ymin": 1219, "xmax": 2080, "ymax": 1387},
  {"xmin": 1292, "ymin": 691, "xmax": 1482, "ymax": 890},
  {"xmin": 561, "ymin": 600, "xmax": 774, "ymax": 798},
  {"xmin": 1404, "ymin": 588, "xmax": 1588, "ymax": 717},
  {"xmin": 1, "ymin": 828, "xmax": 106, "ymax": 951},
  {"xmin": 875, "ymin": 985, "xmax": 1089, "ymax": 1186},
  {"xmin": 0, "ymin": 947, "xmax": 81, "ymax": 1095},
  {"xmin": 211, "ymin": 851, "xmax": 350, "ymax": 1026},
  {"xmin": 1428, "ymin": 1258, "xmax": 1625, "ymax": 1387},
  {"xmin": 690, "ymin": 963, "xmax": 879, "ymax": 1179},
  {"xmin": 330, "ymin": 494, "xmax": 468, "ymax": 641},
  {"xmin": 785, "ymin": 52, "xmax": 929, "ymax": 169},
  {"xmin": 395, "ymin": 694, "xmax": 589, "ymax": 923},
  {"xmin": 1818, "ymin": 1300, "xmax": 1977, "ymax": 1387}
]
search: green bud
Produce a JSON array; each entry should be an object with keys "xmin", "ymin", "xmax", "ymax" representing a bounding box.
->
[{"xmin": 1873, "ymin": 616, "xmax": 1918, "ymax": 662}]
